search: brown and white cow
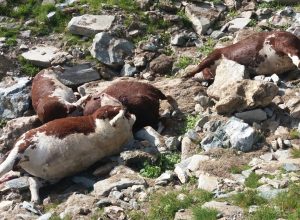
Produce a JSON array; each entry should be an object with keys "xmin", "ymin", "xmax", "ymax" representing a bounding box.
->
[
  {"xmin": 83, "ymin": 81, "xmax": 176, "ymax": 131},
  {"xmin": 184, "ymin": 31, "xmax": 300, "ymax": 80},
  {"xmin": 32, "ymin": 67, "xmax": 87, "ymax": 123},
  {"xmin": 0, "ymin": 105, "xmax": 135, "ymax": 202}
]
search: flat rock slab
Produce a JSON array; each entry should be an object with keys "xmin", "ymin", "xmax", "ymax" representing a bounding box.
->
[
  {"xmin": 67, "ymin": 14, "xmax": 115, "ymax": 36},
  {"xmin": 21, "ymin": 46, "xmax": 69, "ymax": 67},
  {"xmin": 202, "ymin": 201, "xmax": 244, "ymax": 220},
  {"xmin": 93, "ymin": 173, "xmax": 146, "ymax": 196},
  {"xmin": 0, "ymin": 176, "xmax": 29, "ymax": 192},
  {"xmin": 54, "ymin": 63, "xmax": 100, "ymax": 87}
]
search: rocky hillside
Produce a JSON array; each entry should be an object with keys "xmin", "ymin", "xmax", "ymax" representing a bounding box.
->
[{"xmin": 0, "ymin": 0, "xmax": 300, "ymax": 219}]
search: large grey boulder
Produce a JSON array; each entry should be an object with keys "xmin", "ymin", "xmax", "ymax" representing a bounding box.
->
[
  {"xmin": 90, "ymin": 32, "xmax": 134, "ymax": 68},
  {"xmin": 54, "ymin": 63, "xmax": 100, "ymax": 87},
  {"xmin": 21, "ymin": 46, "xmax": 69, "ymax": 67},
  {"xmin": 67, "ymin": 14, "xmax": 115, "ymax": 36},
  {"xmin": 185, "ymin": 2, "xmax": 221, "ymax": 35},
  {"xmin": 0, "ymin": 77, "xmax": 31, "ymax": 119},
  {"xmin": 201, "ymin": 117, "xmax": 258, "ymax": 152}
]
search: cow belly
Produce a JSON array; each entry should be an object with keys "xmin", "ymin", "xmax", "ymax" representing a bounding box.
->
[
  {"xmin": 255, "ymin": 43, "xmax": 296, "ymax": 75},
  {"xmin": 19, "ymin": 131, "xmax": 129, "ymax": 180}
]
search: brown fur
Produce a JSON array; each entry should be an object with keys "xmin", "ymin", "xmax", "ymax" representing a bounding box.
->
[
  {"xmin": 185, "ymin": 31, "xmax": 300, "ymax": 79},
  {"xmin": 32, "ymin": 69, "xmax": 77, "ymax": 123},
  {"xmin": 84, "ymin": 81, "xmax": 168, "ymax": 131}
]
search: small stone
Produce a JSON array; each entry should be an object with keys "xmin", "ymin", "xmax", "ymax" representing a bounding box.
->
[
  {"xmin": 155, "ymin": 171, "xmax": 175, "ymax": 186},
  {"xmin": 282, "ymin": 163, "xmax": 300, "ymax": 172},
  {"xmin": 174, "ymin": 165, "xmax": 189, "ymax": 184},
  {"xmin": 271, "ymin": 73, "xmax": 280, "ymax": 84},
  {"xmin": 104, "ymin": 206, "xmax": 126, "ymax": 220},
  {"xmin": 198, "ymin": 173, "xmax": 219, "ymax": 192}
]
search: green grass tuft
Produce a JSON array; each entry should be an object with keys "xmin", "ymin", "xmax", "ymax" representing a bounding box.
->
[
  {"xmin": 230, "ymin": 164, "xmax": 251, "ymax": 174},
  {"xmin": 176, "ymin": 56, "xmax": 196, "ymax": 69},
  {"xmin": 291, "ymin": 148, "xmax": 300, "ymax": 158},
  {"xmin": 289, "ymin": 129, "xmax": 300, "ymax": 139},
  {"xmin": 148, "ymin": 189, "xmax": 213, "ymax": 220},
  {"xmin": 250, "ymin": 206, "xmax": 279, "ymax": 220},
  {"xmin": 18, "ymin": 56, "xmax": 41, "ymax": 77},
  {"xmin": 198, "ymin": 38, "xmax": 216, "ymax": 56},
  {"xmin": 245, "ymin": 173, "xmax": 261, "ymax": 188},
  {"xmin": 231, "ymin": 190, "xmax": 267, "ymax": 208},
  {"xmin": 192, "ymin": 207, "xmax": 218, "ymax": 220}
]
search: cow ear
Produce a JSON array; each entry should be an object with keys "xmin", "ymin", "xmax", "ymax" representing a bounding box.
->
[{"xmin": 109, "ymin": 109, "xmax": 125, "ymax": 127}]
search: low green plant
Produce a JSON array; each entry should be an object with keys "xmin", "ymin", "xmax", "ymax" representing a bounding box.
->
[
  {"xmin": 231, "ymin": 190, "xmax": 267, "ymax": 208},
  {"xmin": 140, "ymin": 153, "xmax": 180, "ymax": 178},
  {"xmin": 230, "ymin": 164, "xmax": 251, "ymax": 174},
  {"xmin": 227, "ymin": 9, "xmax": 238, "ymax": 18},
  {"xmin": 247, "ymin": 19, "xmax": 257, "ymax": 27},
  {"xmin": 180, "ymin": 114, "xmax": 201, "ymax": 135},
  {"xmin": 257, "ymin": 0, "xmax": 284, "ymax": 10},
  {"xmin": 0, "ymin": 119, "xmax": 7, "ymax": 129},
  {"xmin": 273, "ymin": 184, "xmax": 300, "ymax": 217},
  {"xmin": 176, "ymin": 56, "xmax": 195, "ymax": 69},
  {"xmin": 147, "ymin": 189, "xmax": 213, "ymax": 220},
  {"xmin": 198, "ymin": 38, "xmax": 216, "ymax": 56},
  {"xmin": 291, "ymin": 148, "xmax": 300, "ymax": 158},
  {"xmin": 128, "ymin": 210, "xmax": 146, "ymax": 220},
  {"xmin": 192, "ymin": 207, "xmax": 218, "ymax": 220},
  {"xmin": 177, "ymin": 10, "xmax": 193, "ymax": 28},
  {"xmin": 289, "ymin": 129, "xmax": 300, "ymax": 139},
  {"xmin": 18, "ymin": 56, "xmax": 41, "ymax": 77},
  {"xmin": 244, "ymin": 173, "xmax": 261, "ymax": 188},
  {"xmin": 250, "ymin": 206, "xmax": 279, "ymax": 220}
]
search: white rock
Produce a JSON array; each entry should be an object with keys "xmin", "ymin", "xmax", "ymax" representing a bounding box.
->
[
  {"xmin": 198, "ymin": 173, "xmax": 218, "ymax": 192},
  {"xmin": 21, "ymin": 46, "xmax": 68, "ymax": 67},
  {"xmin": 228, "ymin": 18, "xmax": 251, "ymax": 32},
  {"xmin": 67, "ymin": 14, "xmax": 115, "ymax": 36}
]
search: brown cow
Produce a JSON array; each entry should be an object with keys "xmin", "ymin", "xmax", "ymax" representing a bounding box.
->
[
  {"xmin": 0, "ymin": 105, "xmax": 135, "ymax": 202},
  {"xmin": 184, "ymin": 31, "xmax": 300, "ymax": 80},
  {"xmin": 83, "ymin": 81, "xmax": 176, "ymax": 131},
  {"xmin": 32, "ymin": 68, "xmax": 86, "ymax": 123}
]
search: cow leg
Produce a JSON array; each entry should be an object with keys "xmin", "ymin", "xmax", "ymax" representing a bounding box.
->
[{"xmin": 29, "ymin": 177, "xmax": 42, "ymax": 204}]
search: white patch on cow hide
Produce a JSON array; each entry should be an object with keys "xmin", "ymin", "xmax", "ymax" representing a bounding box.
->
[
  {"xmin": 256, "ymin": 38, "xmax": 295, "ymax": 75},
  {"xmin": 288, "ymin": 54, "xmax": 300, "ymax": 68},
  {"xmin": 43, "ymin": 70, "xmax": 76, "ymax": 104},
  {"xmin": 19, "ymin": 112, "xmax": 135, "ymax": 180}
]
